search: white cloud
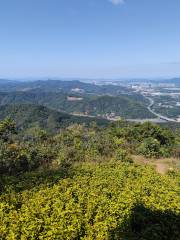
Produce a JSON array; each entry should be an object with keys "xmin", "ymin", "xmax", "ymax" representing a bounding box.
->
[{"xmin": 108, "ymin": 0, "xmax": 125, "ymax": 5}]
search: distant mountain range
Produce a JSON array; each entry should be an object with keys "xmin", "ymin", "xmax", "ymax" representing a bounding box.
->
[
  {"xmin": 1, "ymin": 77, "xmax": 179, "ymax": 87},
  {"xmin": 3, "ymin": 79, "xmax": 179, "ymax": 120},
  {"xmin": 0, "ymin": 79, "xmax": 130, "ymax": 95}
]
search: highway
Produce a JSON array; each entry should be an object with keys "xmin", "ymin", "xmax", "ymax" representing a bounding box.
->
[{"xmin": 145, "ymin": 96, "xmax": 178, "ymax": 123}]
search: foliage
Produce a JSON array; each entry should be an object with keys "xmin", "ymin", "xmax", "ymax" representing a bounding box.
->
[
  {"xmin": 0, "ymin": 163, "xmax": 180, "ymax": 239},
  {"xmin": 0, "ymin": 119, "xmax": 178, "ymax": 175},
  {"xmin": 114, "ymin": 149, "xmax": 133, "ymax": 163},
  {"xmin": 111, "ymin": 121, "xmax": 176, "ymax": 158},
  {"xmin": 0, "ymin": 117, "xmax": 179, "ymax": 239},
  {"xmin": 138, "ymin": 137, "xmax": 161, "ymax": 158},
  {"xmin": 0, "ymin": 104, "xmax": 108, "ymax": 134},
  {"xmin": 0, "ymin": 118, "xmax": 16, "ymax": 142}
]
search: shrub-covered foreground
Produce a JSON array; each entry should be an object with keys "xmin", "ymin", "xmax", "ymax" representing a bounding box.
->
[
  {"xmin": 0, "ymin": 118, "xmax": 179, "ymax": 176},
  {"xmin": 1, "ymin": 162, "xmax": 180, "ymax": 240},
  {"xmin": 0, "ymin": 118, "xmax": 180, "ymax": 239}
]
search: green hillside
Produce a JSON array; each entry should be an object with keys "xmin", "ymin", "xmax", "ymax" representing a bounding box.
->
[
  {"xmin": 0, "ymin": 91, "xmax": 155, "ymax": 119},
  {"xmin": 78, "ymin": 95, "xmax": 154, "ymax": 118},
  {"xmin": 0, "ymin": 104, "xmax": 108, "ymax": 133}
]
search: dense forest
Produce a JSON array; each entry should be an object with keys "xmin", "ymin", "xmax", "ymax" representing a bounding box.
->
[
  {"xmin": 0, "ymin": 104, "xmax": 109, "ymax": 133},
  {"xmin": 0, "ymin": 91, "xmax": 153, "ymax": 119},
  {"xmin": 0, "ymin": 113, "xmax": 180, "ymax": 239}
]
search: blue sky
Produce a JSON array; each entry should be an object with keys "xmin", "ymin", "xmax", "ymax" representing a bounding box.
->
[{"xmin": 0, "ymin": 0, "xmax": 180, "ymax": 79}]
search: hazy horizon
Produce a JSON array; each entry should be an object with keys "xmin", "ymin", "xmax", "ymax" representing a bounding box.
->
[{"xmin": 0, "ymin": 76, "xmax": 180, "ymax": 82}]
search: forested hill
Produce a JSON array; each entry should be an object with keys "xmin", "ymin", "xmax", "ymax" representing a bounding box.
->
[
  {"xmin": 0, "ymin": 104, "xmax": 108, "ymax": 132},
  {"xmin": 0, "ymin": 91, "xmax": 154, "ymax": 119},
  {"xmin": 80, "ymin": 95, "xmax": 153, "ymax": 118}
]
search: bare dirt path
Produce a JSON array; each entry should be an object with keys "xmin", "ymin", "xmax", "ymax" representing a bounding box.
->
[
  {"xmin": 132, "ymin": 155, "xmax": 179, "ymax": 175},
  {"xmin": 155, "ymin": 163, "xmax": 169, "ymax": 174}
]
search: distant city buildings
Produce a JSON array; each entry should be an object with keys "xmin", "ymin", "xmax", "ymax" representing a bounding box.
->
[
  {"xmin": 71, "ymin": 88, "xmax": 85, "ymax": 94},
  {"xmin": 67, "ymin": 96, "xmax": 83, "ymax": 101}
]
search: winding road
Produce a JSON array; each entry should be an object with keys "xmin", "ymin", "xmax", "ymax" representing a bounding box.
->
[{"xmin": 145, "ymin": 96, "xmax": 178, "ymax": 123}]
